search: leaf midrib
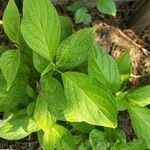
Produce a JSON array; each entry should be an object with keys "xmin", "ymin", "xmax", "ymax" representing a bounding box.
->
[{"xmin": 64, "ymin": 75, "xmax": 116, "ymax": 127}]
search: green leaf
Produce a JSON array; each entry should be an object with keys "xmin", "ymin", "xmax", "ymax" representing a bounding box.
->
[
  {"xmin": 128, "ymin": 105, "xmax": 150, "ymax": 148},
  {"xmin": 116, "ymin": 51, "xmax": 132, "ymax": 75},
  {"xmin": 34, "ymin": 75, "xmax": 66, "ymax": 121},
  {"xmin": 116, "ymin": 51, "xmax": 132, "ymax": 83},
  {"xmin": 88, "ymin": 45, "xmax": 121, "ymax": 93},
  {"xmin": 33, "ymin": 52, "xmax": 49, "ymax": 73},
  {"xmin": 62, "ymin": 72, "xmax": 117, "ymax": 128},
  {"xmin": 96, "ymin": 0, "xmax": 117, "ymax": 16},
  {"xmin": 105, "ymin": 128, "xmax": 126, "ymax": 143},
  {"xmin": 127, "ymin": 85, "xmax": 150, "ymax": 107},
  {"xmin": 26, "ymin": 101, "xmax": 35, "ymax": 116},
  {"xmin": 71, "ymin": 122, "xmax": 95, "ymax": 134},
  {"xmin": 21, "ymin": 0, "xmax": 61, "ymax": 61},
  {"xmin": 41, "ymin": 62, "xmax": 56, "ymax": 76},
  {"xmin": 59, "ymin": 16, "xmax": 73, "ymax": 42},
  {"xmin": 89, "ymin": 129, "xmax": 109, "ymax": 150},
  {"xmin": 73, "ymin": 135, "xmax": 89, "ymax": 150},
  {"xmin": 34, "ymin": 96, "xmax": 56, "ymax": 132},
  {"xmin": 0, "ymin": 114, "xmax": 39, "ymax": 140},
  {"xmin": 39, "ymin": 125, "xmax": 75, "ymax": 150},
  {"xmin": 0, "ymin": 73, "xmax": 29, "ymax": 112},
  {"xmin": 0, "ymin": 50, "xmax": 20, "ymax": 91},
  {"xmin": 112, "ymin": 138, "xmax": 146, "ymax": 150},
  {"xmin": 75, "ymin": 7, "xmax": 92, "ymax": 25},
  {"xmin": 18, "ymin": 32, "xmax": 33, "ymax": 60},
  {"xmin": 4, "ymin": 109, "xmax": 27, "ymax": 118},
  {"xmin": 56, "ymin": 28, "xmax": 95, "ymax": 69},
  {"xmin": 115, "ymin": 92, "xmax": 128, "ymax": 111},
  {"xmin": 26, "ymin": 85, "xmax": 36, "ymax": 100},
  {"xmin": 3, "ymin": 0, "xmax": 20, "ymax": 44},
  {"xmin": 78, "ymin": 140, "xmax": 91, "ymax": 150}
]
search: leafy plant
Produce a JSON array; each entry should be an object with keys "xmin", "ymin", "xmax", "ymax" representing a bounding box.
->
[
  {"xmin": 96, "ymin": 0, "xmax": 116, "ymax": 16},
  {"xmin": 68, "ymin": 1, "xmax": 92, "ymax": 25},
  {"xmin": 67, "ymin": 0, "xmax": 117, "ymax": 24},
  {"xmin": 75, "ymin": 7, "xmax": 92, "ymax": 25},
  {"xmin": 0, "ymin": 0, "xmax": 150, "ymax": 149}
]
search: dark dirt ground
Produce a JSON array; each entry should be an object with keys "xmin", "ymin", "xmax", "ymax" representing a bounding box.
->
[{"xmin": 0, "ymin": 0, "xmax": 150, "ymax": 149}]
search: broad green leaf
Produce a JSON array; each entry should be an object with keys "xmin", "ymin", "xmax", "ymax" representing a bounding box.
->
[
  {"xmin": 128, "ymin": 105, "xmax": 150, "ymax": 148},
  {"xmin": 0, "ymin": 50, "xmax": 20, "ymax": 91},
  {"xmin": 19, "ymin": 35, "xmax": 33, "ymax": 69},
  {"xmin": 116, "ymin": 51, "xmax": 132, "ymax": 75},
  {"xmin": 75, "ymin": 7, "xmax": 92, "ymax": 25},
  {"xmin": 59, "ymin": 16, "xmax": 73, "ymax": 42},
  {"xmin": 34, "ymin": 96, "xmax": 56, "ymax": 132},
  {"xmin": 71, "ymin": 122, "xmax": 95, "ymax": 134},
  {"xmin": 26, "ymin": 101, "xmax": 35, "ymax": 116},
  {"xmin": 116, "ymin": 51, "xmax": 132, "ymax": 83},
  {"xmin": 41, "ymin": 62, "xmax": 56, "ymax": 76},
  {"xmin": 33, "ymin": 52, "xmax": 49, "ymax": 73},
  {"xmin": 26, "ymin": 85, "xmax": 36, "ymax": 100},
  {"xmin": 0, "ymin": 73, "xmax": 29, "ymax": 112},
  {"xmin": 3, "ymin": 0, "xmax": 20, "ymax": 44},
  {"xmin": 127, "ymin": 85, "xmax": 150, "ymax": 107},
  {"xmin": 96, "ymin": 0, "xmax": 117, "ymax": 16},
  {"xmin": 39, "ymin": 125, "xmax": 75, "ymax": 150},
  {"xmin": 56, "ymin": 28, "xmax": 95, "ymax": 69},
  {"xmin": 115, "ymin": 92, "xmax": 128, "ymax": 111},
  {"xmin": 0, "ymin": 114, "xmax": 39, "ymax": 140},
  {"xmin": 19, "ymin": 32, "xmax": 33, "ymax": 60},
  {"xmin": 34, "ymin": 75, "xmax": 66, "ymax": 121},
  {"xmin": 112, "ymin": 138, "xmax": 146, "ymax": 150},
  {"xmin": 89, "ymin": 129, "xmax": 108, "ymax": 150},
  {"xmin": 62, "ymin": 72, "xmax": 117, "ymax": 128},
  {"xmin": 88, "ymin": 45, "xmax": 121, "ymax": 93},
  {"xmin": 21, "ymin": 0, "xmax": 61, "ymax": 61},
  {"xmin": 38, "ymin": 131, "xmax": 45, "ymax": 148}
]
